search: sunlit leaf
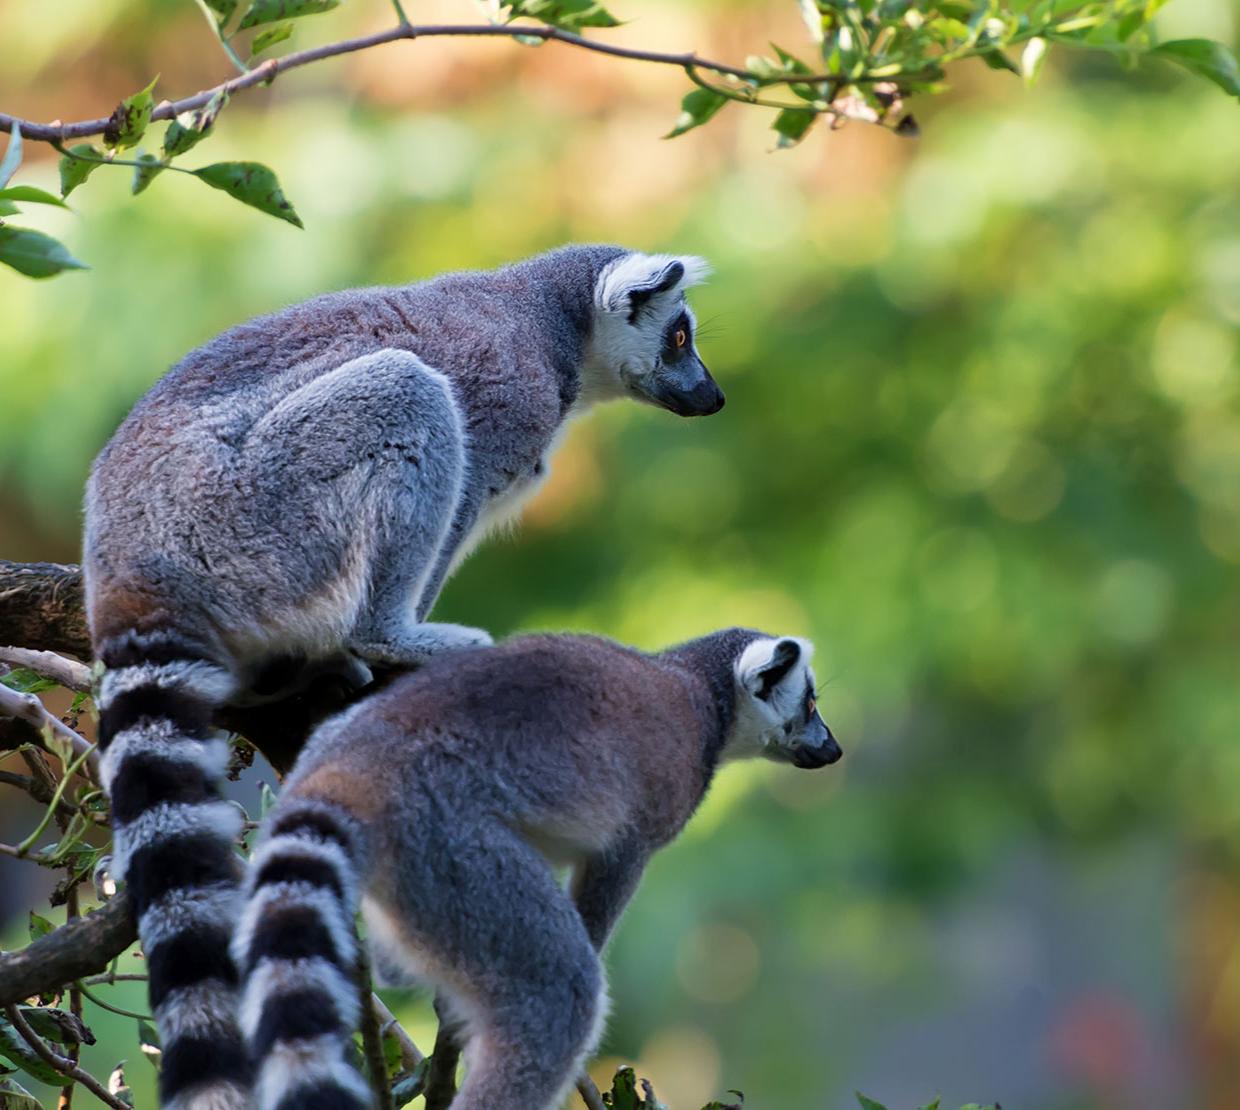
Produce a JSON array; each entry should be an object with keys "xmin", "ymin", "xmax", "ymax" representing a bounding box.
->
[
  {"xmin": 27, "ymin": 912, "xmax": 53, "ymax": 941},
  {"xmin": 1150, "ymin": 38, "xmax": 1240, "ymax": 98},
  {"xmin": 192, "ymin": 161, "xmax": 303, "ymax": 227},
  {"xmin": 1, "ymin": 668, "xmax": 58, "ymax": 693},
  {"xmin": 138, "ymin": 1021, "xmax": 162, "ymax": 1069},
  {"xmin": 108, "ymin": 1062, "xmax": 135, "ymax": 1107},
  {"xmin": 0, "ymin": 227, "xmax": 89, "ymax": 278},
  {"xmin": 0, "ymin": 199, "xmax": 17, "ymax": 216},
  {"xmin": 0, "ymin": 123, "xmax": 21, "ymax": 189},
  {"xmin": 59, "ymin": 144, "xmax": 105, "ymax": 197},
  {"xmin": 163, "ymin": 92, "xmax": 229, "ymax": 159},
  {"xmin": 238, "ymin": 0, "xmax": 339, "ymax": 31},
  {"xmin": 203, "ymin": 0, "xmax": 239, "ymax": 28},
  {"xmin": 665, "ymin": 87, "xmax": 728, "ymax": 138},
  {"xmin": 250, "ymin": 21, "xmax": 295, "ymax": 57},
  {"xmin": 508, "ymin": 0, "xmax": 620, "ymax": 30},
  {"xmin": 855, "ymin": 1096, "xmax": 887, "ymax": 1110},
  {"xmin": 0, "ymin": 185, "xmax": 70, "ymax": 209},
  {"xmin": 104, "ymin": 76, "xmax": 159, "ymax": 150},
  {"xmin": 1021, "ymin": 36, "xmax": 1048, "ymax": 86}
]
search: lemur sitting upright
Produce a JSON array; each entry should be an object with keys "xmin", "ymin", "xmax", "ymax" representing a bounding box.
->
[
  {"xmin": 235, "ymin": 629, "xmax": 840, "ymax": 1110},
  {"xmin": 82, "ymin": 245, "xmax": 722, "ymax": 1109}
]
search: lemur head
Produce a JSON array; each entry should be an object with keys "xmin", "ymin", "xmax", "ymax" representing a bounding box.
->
[
  {"xmin": 728, "ymin": 636, "xmax": 841, "ymax": 769},
  {"xmin": 583, "ymin": 251, "xmax": 724, "ymax": 417}
]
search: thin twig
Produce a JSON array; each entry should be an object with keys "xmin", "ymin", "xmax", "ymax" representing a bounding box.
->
[
  {"xmin": 577, "ymin": 1073, "xmax": 607, "ymax": 1110},
  {"xmin": 372, "ymin": 993, "xmax": 424, "ymax": 1070},
  {"xmin": 0, "ymin": 649, "xmax": 92, "ymax": 693},
  {"xmin": 0, "ymin": 683, "xmax": 98, "ymax": 777},
  {"xmin": 58, "ymin": 887, "xmax": 83, "ymax": 1110},
  {"xmin": 357, "ymin": 951, "xmax": 395, "ymax": 1110},
  {"xmin": 0, "ymin": 21, "xmax": 896, "ymax": 146},
  {"xmin": 4, "ymin": 1004, "xmax": 129, "ymax": 1110}
]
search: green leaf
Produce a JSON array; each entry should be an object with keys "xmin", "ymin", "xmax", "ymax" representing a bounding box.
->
[
  {"xmin": 18, "ymin": 1007, "xmax": 92, "ymax": 1048},
  {"xmin": 0, "ymin": 227, "xmax": 89, "ymax": 278},
  {"xmin": 203, "ymin": 0, "xmax": 239, "ymax": 27},
  {"xmin": 855, "ymin": 1096, "xmax": 887, "ymax": 1110},
  {"xmin": 259, "ymin": 781, "xmax": 278, "ymax": 817},
  {"xmin": 0, "ymin": 200, "xmax": 16, "ymax": 216},
  {"xmin": 250, "ymin": 21, "xmax": 295, "ymax": 57},
  {"xmin": 978, "ymin": 48, "xmax": 1020, "ymax": 74},
  {"xmin": 0, "ymin": 185, "xmax": 69, "ymax": 209},
  {"xmin": 0, "ymin": 123, "xmax": 21, "ymax": 189},
  {"xmin": 27, "ymin": 912, "xmax": 53, "ymax": 941},
  {"xmin": 1021, "ymin": 36, "xmax": 1048, "ymax": 86},
  {"xmin": 162, "ymin": 92, "xmax": 229, "ymax": 160},
  {"xmin": 665, "ymin": 87, "xmax": 728, "ymax": 138},
  {"xmin": 918, "ymin": 1101, "xmax": 941, "ymax": 1110},
  {"xmin": 508, "ymin": 0, "xmax": 620, "ymax": 30},
  {"xmin": 0, "ymin": 1019, "xmax": 66, "ymax": 1085},
  {"xmin": 390, "ymin": 1058, "xmax": 429, "ymax": 1106},
  {"xmin": 192, "ymin": 161, "xmax": 303, "ymax": 227},
  {"xmin": 1150, "ymin": 38, "xmax": 1240, "ymax": 98},
  {"xmin": 59, "ymin": 144, "xmax": 105, "ymax": 197},
  {"xmin": 104, "ymin": 76, "xmax": 159, "ymax": 150},
  {"xmin": 131, "ymin": 152, "xmax": 164, "ymax": 196},
  {"xmin": 238, "ymin": 0, "xmax": 339, "ymax": 31},
  {"xmin": 0, "ymin": 1076, "xmax": 42, "ymax": 1109},
  {"xmin": 138, "ymin": 1021, "xmax": 161, "ymax": 1069},
  {"xmin": 1, "ymin": 668, "xmax": 58, "ymax": 694},
  {"xmin": 772, "ymin": 106, "xmax": 818, "ymax": 148}
]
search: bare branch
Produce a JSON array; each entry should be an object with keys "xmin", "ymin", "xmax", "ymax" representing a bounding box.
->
[
  {"xmin": 372, "ymin": 993, "xmax": 424, "ymax": 1070},
  {"xmin": 0, "ymin": 648, "xmax": 92, "ymax": 693},
  {"xmin": 0, "ymin": 893, "xmax": 136, "ymax": 1008},
  {"xmin": 4, "ymin": 1003, "xmax": 130, "ymax": 1110},
  {"xmin": 0, "ymin": 683, "xmax": 98, "ymax": 776},
  {"xmin": 577, "ymin": 1073, "xmax": 607, "ymax": 1110},
  {"xmin": 0, "ymin": 21, "xmax": 866, "ymax": 147}
]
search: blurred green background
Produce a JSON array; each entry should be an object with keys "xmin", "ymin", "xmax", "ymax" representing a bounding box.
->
[{"xmin": 2, "ymin": 0, "xmax": 1239, "ymax": 1106}]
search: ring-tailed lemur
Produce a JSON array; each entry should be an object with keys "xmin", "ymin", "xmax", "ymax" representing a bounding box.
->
[
  {"xmin": 234, "ymin": 629, "xmax": 840, "ymax": 1110},
  {"xmin": 83, "ymin": 245, "xmax": 722, "ymax": 1109}
]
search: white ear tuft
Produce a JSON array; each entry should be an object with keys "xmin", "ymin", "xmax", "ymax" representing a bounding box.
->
[
  {"xmin": 736, "ymin": 636, "xmax": 814, "ymax": 700},
  {"xmin": 595, "ymin": 252, "xmax": 712, "ymax": 316}
]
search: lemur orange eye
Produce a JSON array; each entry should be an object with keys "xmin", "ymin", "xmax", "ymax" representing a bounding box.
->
[{"xmin": 675, "ymin": 328, "xmax": 688, "ymax": 348}]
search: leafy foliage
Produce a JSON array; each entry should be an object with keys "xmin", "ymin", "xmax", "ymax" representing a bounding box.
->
[{"xmin": 0, "ymin": 0, "xmax": 1235, "ymax": 277}]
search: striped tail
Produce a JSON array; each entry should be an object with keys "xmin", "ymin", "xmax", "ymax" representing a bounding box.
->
[
  {"xmin": 233, "ymin": 799, "xmax": 373, "ymax": 1110},
  {"xmin": 96, "ymin": 629, "xmax": 250, "ymax": 1110}
]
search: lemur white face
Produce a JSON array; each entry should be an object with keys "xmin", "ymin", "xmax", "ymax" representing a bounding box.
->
[
  {"xmin": 582, "ymin": 252, "xmax": 724, "ymax": 416},
  {"xmin": 728, "ymin": 637, "xmax": 842, "ymax": 769}
]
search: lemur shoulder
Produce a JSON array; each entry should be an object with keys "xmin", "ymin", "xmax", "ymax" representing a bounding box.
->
[{"xmin": 237, "ymin": 629, "xmax": 841, "ymax": 1110}]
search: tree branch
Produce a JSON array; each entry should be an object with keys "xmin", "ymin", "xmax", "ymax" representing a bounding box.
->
[
  {"xmin": 0, "ymin": 648, "xmax": 92, "ymax": 693},
  {"xmin": 0, "ymin": 563, "xmax": 89, "ymax": 659},
  {"xmin": 0, "ymin": 893, "xmax": 136, "ymax": 1008},
  {"xmin": 0, "ymin": 21, "xmax": 865, "ymax": 146},
  {"xmin": 0, "ymin": 682, "xmax": 98, "ymax": 776},
  {"xmin": 4, "ymin": 1003, "xmax": 130, "ymax": 1110}
]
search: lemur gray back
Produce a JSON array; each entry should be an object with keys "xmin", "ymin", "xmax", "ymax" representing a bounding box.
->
[
  {"xmin": 235, "ymin": 630, "xmax": 839, "ymax": 1110},
  {"xmin": 82, "ymin": 244, "xmax": 721, "ymax": 1109}
]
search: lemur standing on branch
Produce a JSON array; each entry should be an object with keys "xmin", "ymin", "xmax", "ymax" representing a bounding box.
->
[
  {"xmin": 82, "ymin": 245, "xmax": 723, "ymax": 1110},
  {"xmin": 236, "ymin": 629, "xmax": 841, "ymax": 1110}
]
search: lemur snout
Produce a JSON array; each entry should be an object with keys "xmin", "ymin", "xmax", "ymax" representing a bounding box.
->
[{"xmin": 793, "ymin": 721, "xmax": 843, "ymax": 768}]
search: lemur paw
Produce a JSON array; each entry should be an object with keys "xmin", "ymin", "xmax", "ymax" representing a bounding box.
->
[{"xmin": 351, "ymin": 623, "xmax": 493, "ymax": 667}]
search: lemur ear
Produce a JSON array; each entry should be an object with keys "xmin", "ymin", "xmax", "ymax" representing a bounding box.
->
[
  {"xmin": 595, "ymin": 253, "xmax": 712, "ymax": 321},
  {"xmin": 738, "ymin": 638, "xmax": 804, "ymax": 700},
  {"xmin": 626, "ymin": 261, "xmax": 684, "ymax": 324}
]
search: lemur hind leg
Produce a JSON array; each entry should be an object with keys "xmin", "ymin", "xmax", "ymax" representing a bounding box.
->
[
  {"xmin": 244, "ymin": 347, "xmax": 490, "ymax": 670},
  {"xmin": 370, "ymin": 819, "xmax": 606, "ymax": 1110}
]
